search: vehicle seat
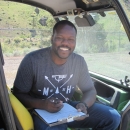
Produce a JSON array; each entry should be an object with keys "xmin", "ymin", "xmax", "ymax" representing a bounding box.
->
[{"xmin": 8, "ymin": 88, "xmax": 34, "ymax": 130}]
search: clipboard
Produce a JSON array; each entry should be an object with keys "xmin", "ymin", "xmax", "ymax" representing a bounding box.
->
[{"xmin": 34, "ymin": 103, "xmax": 89, "ymax": 127}]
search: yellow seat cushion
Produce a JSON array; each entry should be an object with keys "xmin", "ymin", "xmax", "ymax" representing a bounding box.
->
[{"xmin": 8, "ymin": 90, "xmax": 34, "ymax": 130}]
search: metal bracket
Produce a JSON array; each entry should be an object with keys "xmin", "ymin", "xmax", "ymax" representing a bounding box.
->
[{"xmin": 120, "ymin": 76, "xmax": 130, "ymax": 87}]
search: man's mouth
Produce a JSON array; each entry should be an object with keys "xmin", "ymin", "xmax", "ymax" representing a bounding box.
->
[{"xmin": 59, "ymin": 47, "xmax": 69, "ymax": 51}]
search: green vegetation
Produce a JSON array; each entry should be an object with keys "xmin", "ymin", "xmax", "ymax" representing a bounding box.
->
[
  {"xmin": 75, "ymin": 11, "xmax": 129, "ymax": 53},
  {"xmin": 0, "ymin": 1, "xmax": 55, "ymax": 56},
  {"xmin": 0, "ymin": 0, "xmax": 130, "ymax": 56}
]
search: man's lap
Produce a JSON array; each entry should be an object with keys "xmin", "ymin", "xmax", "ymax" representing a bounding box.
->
[
  {"xmin": 68, "ymin": 103, "xmax": 121, "ymax": 129},
  {"xmin": 32, "ymin": 103, "xmax": 121, "ymax": 130}
]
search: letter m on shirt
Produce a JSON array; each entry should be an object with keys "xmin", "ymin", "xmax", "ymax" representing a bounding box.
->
[{"xmin": 43, "ymin": 87, "xmax": 49, "ymax": 96}]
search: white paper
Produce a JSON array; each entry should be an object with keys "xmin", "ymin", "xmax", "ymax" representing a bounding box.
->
[{"xmin": 35, "ymin": 103, "xmax": 86, "ymax": 124}]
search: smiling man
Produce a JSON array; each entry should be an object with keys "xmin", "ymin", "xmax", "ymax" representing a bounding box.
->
[
  {"xmin": 51, "ymin": 22, "xmax": 76, "ymax": 63},
  {"xmin": 13, "ymin": 20, "xmax": 121, "ymax": 130}
]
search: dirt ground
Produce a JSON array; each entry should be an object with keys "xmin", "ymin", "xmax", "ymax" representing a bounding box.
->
[
  {"xmin": 3, "ymin": 53, "xmax": 130, "ymax": 87},
  {"xmin": 3, "ymin": 56, "xmax": 24, "ymax": 87}
]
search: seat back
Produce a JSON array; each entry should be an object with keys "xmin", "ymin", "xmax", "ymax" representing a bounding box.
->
[{"xmin": 8, "ymin": 89, "xmax": 34, "ymax": 130}]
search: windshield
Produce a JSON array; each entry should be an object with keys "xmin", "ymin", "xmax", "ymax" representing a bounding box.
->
[
  {"xmin": 1, "ymin": 1, "xmax": 130, "ymax": 88},
  {"xmin": 66, "ymin": 10, "xmax": 130, "ymax": 81}
]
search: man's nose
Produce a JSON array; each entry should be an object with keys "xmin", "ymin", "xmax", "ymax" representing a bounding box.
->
[{"xmin": 61, "ymin": 39, "xmax": 69, "ymax": 45}]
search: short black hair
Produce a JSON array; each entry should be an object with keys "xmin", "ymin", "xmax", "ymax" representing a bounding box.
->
[{"xmin": 53, "ymin": 20, "xmax": 77, "ymax": 34}]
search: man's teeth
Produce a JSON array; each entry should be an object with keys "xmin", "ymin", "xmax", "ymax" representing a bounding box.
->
[{"xmin": 60, "ymin": 47, "xmax": 69, "ymax": 51}]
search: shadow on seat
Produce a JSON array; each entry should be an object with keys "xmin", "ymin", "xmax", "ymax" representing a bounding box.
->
[{"xmin": 8, "ymin": 88, "xmax": 34, "ymax": 130}]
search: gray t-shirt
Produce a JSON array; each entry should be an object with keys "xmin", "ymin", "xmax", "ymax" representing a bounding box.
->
[{"xmin": 14, "ymin": 47, "xmax": 93, "ymax": 102}]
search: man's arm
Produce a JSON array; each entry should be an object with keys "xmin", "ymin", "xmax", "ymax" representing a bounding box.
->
[
  {"xmin": 13, "ymin": 88, "xmax": 45, "ymax": 109},
  {"xmin": 76, "ymin": 84, "xmax": 96, "ymax": 114},
  {"xmin": 13, "ymin": 88, "xmax": 63, "ymax": 113},
  {"xmin": 13, "ymin": 54, "xmax": 63, "ymax": 113},
  {"xmin": 75, "ymin": 84, "xmax": 96, "ymax": 114},
  {"xmin": 76, "ymin": 58, "xmax": 97, "ymax": 113},
  {"xmin": 81, "ymin": 86, "xmax": 97, "ymax": 108}
]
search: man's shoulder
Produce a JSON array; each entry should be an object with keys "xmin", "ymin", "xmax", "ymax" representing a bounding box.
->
[
  {"xmin": 68, "ymin": 53, "xmax": 86, "ymax": 67},
  {"xmin": 71, "ymin": 52, "xmax": 84, "ymax": 61},
  {"xmin": 26, "ymin": 47, "xmax": 50, "ymax": 59}
]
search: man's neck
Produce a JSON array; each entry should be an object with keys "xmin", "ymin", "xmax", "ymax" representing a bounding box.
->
[{"xmin": 50, "ymin": 51, "xmax": 67, "ymax": 65}]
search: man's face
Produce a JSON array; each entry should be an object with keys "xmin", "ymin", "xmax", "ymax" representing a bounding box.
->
[{"xmin": 51, "ymin": 24, "xmax": 76, "ymax": 59}]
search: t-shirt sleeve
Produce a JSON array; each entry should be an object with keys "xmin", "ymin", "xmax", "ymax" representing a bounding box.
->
[
  {"xmin": 78, "ymin": 58, "xmax": 94, "ymax": 92},
  {"xmin": 13, "ymin": 54, "xmax": 33, "ymax": 93}
]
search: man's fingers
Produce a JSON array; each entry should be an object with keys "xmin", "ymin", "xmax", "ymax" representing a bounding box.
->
[
  {"xmin": 77, "ymin": 109, "xmax": 81, "ymax": 112},
  {"xmin": 76, "ymin": 103, "xmax": 87, "ymax": 114},
  {"xmin": 78, "ymin": 108, "xmax": 87, "ymax": 114},
  {"xmin": 75, "ymin": 116, "xmax": 86, "ymax": 121},
  {"xmin": 45, "ymin": 98, "xmax": 63, "ymax": 113},
  {"xmin": 50, "ymin": 103, "xmax": 63, "ymax": 113}
]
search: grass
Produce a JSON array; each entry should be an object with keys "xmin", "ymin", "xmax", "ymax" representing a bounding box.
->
[
  {"xmin": 0, "ymin": 1, "xmax": 55, "ymax": 29},
  {"xmin": 80, "ymin": 52, "xmax": 130, "ymax": 80}
]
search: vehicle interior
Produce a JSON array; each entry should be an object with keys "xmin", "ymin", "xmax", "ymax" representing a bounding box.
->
[{"xmin": 0, "ymin": 0, "xmax": 130, "ymax": 130}]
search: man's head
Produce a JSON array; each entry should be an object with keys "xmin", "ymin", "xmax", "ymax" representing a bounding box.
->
[
  {"xmin": 51, "ymin": 20, "xmax": 77, "ymax": 62},
  {"xmin": 53, "ymin": 20, "xmax": 77, "ymax": 34}
]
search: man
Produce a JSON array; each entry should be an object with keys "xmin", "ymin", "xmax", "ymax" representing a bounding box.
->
[{"xmin": 13, "ymin": 20, "xmax": 121, "ymax": 130}]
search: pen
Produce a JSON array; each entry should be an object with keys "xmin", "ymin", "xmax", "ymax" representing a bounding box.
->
[{"xmin": 50, "ymin": 98, "xmax": 59, "ymax": 104}]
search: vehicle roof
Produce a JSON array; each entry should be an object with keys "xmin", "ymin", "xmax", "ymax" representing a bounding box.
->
[{"xmin": 7, "ymin": 0, "xmax": 114, "ymax": 16}]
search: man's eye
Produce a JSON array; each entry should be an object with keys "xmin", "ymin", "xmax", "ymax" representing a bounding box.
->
[
  {"xmin": 55, "ymin": 37, "xmax": 63, "ymax": 41},
  {"xmin": 68, "ymin": 39, "xmax": 75, "ymax": 43}
]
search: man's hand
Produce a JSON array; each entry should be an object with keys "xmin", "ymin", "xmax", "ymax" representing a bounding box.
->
[
  {"xmin": 76, "ymin": 102, "xmax": 87, "ymax": 114},
  {"xmin": 75, "ymin": 102, "xmax": 88, "ymax": 121},
  {"xmin": 44, "ymin": 98, "xmax": 63, "ymax": 113}
]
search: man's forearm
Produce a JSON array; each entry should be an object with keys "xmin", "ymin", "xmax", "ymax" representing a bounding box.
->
[
  {"xmin": 14, "ymin": 93, "xmax": 46, "ymax": 109},
  {"xmin": 81, "ymin": 88, "xmax": 97, "ymax": 108}
]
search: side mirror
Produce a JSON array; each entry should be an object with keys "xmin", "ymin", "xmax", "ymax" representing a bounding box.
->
[{"xmin": 75, "ymin": 14, "xmax": 95, "ymax": 27}]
